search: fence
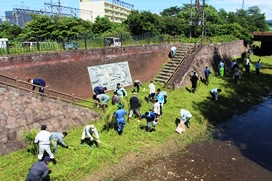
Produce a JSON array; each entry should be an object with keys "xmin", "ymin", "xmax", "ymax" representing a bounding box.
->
[
  {"xmin": 0, "ymin": 74, "xmax": 106, "ymax": 112},
  {"xmin": 0, "ymin": 33, "xmax": 182, "ymax": 56}
]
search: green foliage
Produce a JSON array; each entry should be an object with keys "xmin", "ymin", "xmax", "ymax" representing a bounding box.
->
[
  {"xmin": 92, "ymin": 16, "xmax": 113, "ymax": 35},
  {"xmin": 23, "ymin": 128, "xmax": 39, "ymax": 155},
  {"xmin": 160, "ymin": 6, "xmax": 182, "ymax": 17},
  {"xmin": 123, "ymin": 10, "xmax": 163, "ymax": 35},
  {"xmin": 0, "ymin": 22, "xmax": 22, "ymax": 40}
]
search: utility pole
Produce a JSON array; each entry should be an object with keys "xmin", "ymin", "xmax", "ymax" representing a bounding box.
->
[
  {"xmin": 58, "ymin": 0, "xmax": 61, "ymax": 16},
  {"xmin": 21, "ymin": 1, "xmax": 25, "ymax": 27},
  {"xmin": 189, "ymin": 0, "xmax": 192, "ymax": 39},
  {"xmin": 202, "ymin": 0, "xmax": 205, "ymax": 37}
]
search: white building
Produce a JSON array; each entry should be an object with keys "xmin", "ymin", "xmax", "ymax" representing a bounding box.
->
[{"xmin": 79, "ymin": 0, "xmax": 132, "ymax": 23}]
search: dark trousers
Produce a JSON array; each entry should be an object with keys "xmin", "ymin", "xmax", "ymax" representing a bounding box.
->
[
  {"xmin": 133, "ymin": 83, "xmax": 140, "ymax": 92},
  {"xmin": 148, "ymin": 93, "xmax": 155, "ymax": 103},
  {"xmin": 256, "ymin": 69, "xmax": 260, "ymax": 75},
  {"xmin": 245, "ymin": 68, "xmax": 250, "ymax": 75},
  {"xmin": 159, "ymin": 103, "xmax": 163, "ymax": 116},
  {"xmin": 205, "ymin": 76, "xmax": 209, "ymax": 85},
  {"xmin": 234, "ymin": 75, "xmax": 239, "ymax": 83},
  {"xmin": 210, "ymin": 91, "xmax": 215, "ymax": 101}
]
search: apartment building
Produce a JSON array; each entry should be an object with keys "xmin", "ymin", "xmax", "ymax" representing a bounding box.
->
[{"xmin": 79, "ymin": 0, "xmax": 132, "ymax": 23}]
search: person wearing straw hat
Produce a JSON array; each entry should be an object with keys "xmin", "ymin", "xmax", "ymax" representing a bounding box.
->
[
  {"xmin": 25, "ymin": 156, "xmax": 52, "ymax": 181},
  {"xmin": 80, "ymin": 124, "xmax": 100, "ymax": 148},
  {"xmin": 114, "ymin": 103, "xmax": 127, "ymax": 135}
]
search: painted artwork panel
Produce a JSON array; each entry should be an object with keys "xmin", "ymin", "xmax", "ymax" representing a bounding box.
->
[{"xmin": 87, "ymin": 61, "xmax": 132, "ymax": 91}]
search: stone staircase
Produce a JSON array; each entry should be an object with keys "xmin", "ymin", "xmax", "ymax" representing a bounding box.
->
[{"xmin": 155, "ymin": 43, "xmax": 195, "ymax": 85}]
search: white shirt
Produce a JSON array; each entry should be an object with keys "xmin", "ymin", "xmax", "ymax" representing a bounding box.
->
[
  {"xmin": 34, "ymin": 130, "xmax": 51, "ymax": 145},
  {"xmin": 153, "ymin": 102, "xmax": 160, "ymax": 115},
  {"xmin": 149, "ymin": 83, "xmax": 155, "ymax": 94},
  {"xmin": 180, "ymin": 109, "xmax": 192, "ymax": 121},
  {"xmin": 171, "ymin": 46, "xmax": 176, "ymax": 51},
  {"xmin": 246, "ymin": 58, "xmax": 250, "ymax": 65}
]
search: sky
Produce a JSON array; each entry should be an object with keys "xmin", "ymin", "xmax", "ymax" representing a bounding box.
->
[{"xmin": 0, "ymin": 0, "xmax": 271, "ymax": 20}]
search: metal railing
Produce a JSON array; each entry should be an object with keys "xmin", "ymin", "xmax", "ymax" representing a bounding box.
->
[
  {"xmin": 0, "ymin": 73, "xmax": 106, "ymax": 112},
  {"xmin": 164, "ymin": 37, "xmax": 204, "ymax": 89},
  {"xmin": 0, "ymin": 33, "xmax": 182, "ymax": 56}
]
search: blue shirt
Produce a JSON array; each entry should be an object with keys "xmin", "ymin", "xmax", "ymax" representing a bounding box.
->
[
  {"xmin": 50, "ymin": 132, "xmax": 67, "ymax": 147},
  {"xmin": 94, "ymin": 86, "xmax": 105, "ymax": 95},
  {"xmin": 156, "ymin": 92, "xmax": 164, "ymax": 104},
  {"xmin": 114, "ymin": 87, "xmax": 127, "ymax": 97},
  {"xmin": 33, "ymin": 78, "xmax": 46, "ymax": 87},
  {"xmin": 141, "ymin": 112, "xmax": 156, "ymax": 122},
  {"xmin": 204, "ymin": 68, "xmax": 211, "ymax": 77},
  {"xmin": 114, "ymin": 109, "xmax": 127, "ymax": 121}
]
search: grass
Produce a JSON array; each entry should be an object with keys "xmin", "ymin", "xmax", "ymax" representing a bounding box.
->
[{"xmin": 0, "ymin": 54, "xmax": 272, "ymax": 181}]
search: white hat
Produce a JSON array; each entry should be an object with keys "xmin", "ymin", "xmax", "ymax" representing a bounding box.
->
[{"xmin": 90, "ymin": 124, "xmax": 96, "ymax": 131}]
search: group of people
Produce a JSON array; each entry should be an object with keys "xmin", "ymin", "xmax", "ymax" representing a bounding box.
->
[
  {"xmin": 26, "ymin": 123, "xmax": 101, "ymax": 180},
  {"xmin": 26, "ymin": 125, "xmax": 68, "ymax": 180},
  {"xmin": 92, "ymin": 79, "xmax": 170, "ymax": 134},
  {"xmin": 231, "ymin": 51, "xmax": 262, "ymax": 83}
]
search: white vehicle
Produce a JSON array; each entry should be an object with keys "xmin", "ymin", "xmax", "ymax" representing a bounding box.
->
[
  {"xmin": 0, "ymin": 38, "xmax": 8, "ymax": 48},
  {"xmin": 105, "ymin": 37, "xmax": 122, "ymax": 47},
  {"xmin": 21, "ymin": 42, "xmax": 37, "ymax": 49}
]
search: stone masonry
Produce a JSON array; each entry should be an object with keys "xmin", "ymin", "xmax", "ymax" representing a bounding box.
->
[{"xmin": 0, "ymin": 86, "xmax": 100, "ymax": 155}]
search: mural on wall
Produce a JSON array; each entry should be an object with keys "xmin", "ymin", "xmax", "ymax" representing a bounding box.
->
[{"xmin": 87, "ymin": 61, "xmax": 133, "ymax": 91}]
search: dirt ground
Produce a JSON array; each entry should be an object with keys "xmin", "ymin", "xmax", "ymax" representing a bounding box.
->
[{"xmin": 114, "ymin": 140, "xmax": 272, "ymax": 181}]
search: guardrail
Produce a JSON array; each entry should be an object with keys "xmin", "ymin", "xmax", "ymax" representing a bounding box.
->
[
  {"xmin": 164, "ymin": 37, "xmax": 205, "ymax": 89},
  {"xmin": 0, "ymin": 73, "xmax": 106, "ymax": 112}
]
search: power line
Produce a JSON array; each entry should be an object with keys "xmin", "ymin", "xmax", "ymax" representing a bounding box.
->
[
  {"xmin": 44, "ymin": 2, "xmax": 93, "ymax": 20},
  {"xmin": 112, "ymin": 0, "xmax": 134, "ymax": 10}
]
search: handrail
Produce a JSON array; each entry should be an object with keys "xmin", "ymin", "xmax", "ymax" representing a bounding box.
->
[
  {"xmin": 164, "ymin": 37, "xmax": 204, "ymax": 88},
  {"xmin": 0, "ymin": 73, "xmax": 106, "ymax": 112}
]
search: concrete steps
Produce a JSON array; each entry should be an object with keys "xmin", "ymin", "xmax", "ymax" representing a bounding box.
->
[{"xmin": 154, "ymin": 43, "xmax": 195, "ymax": 84}]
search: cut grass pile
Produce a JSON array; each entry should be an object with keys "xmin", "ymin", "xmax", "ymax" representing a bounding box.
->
[{"xmin": 0, "ymin": 54, "xmax": 271, "ymax": 181}]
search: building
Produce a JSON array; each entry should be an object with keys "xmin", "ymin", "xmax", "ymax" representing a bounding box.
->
[
  {"xmin": 79, "ymin": 0, "xmax": 133, "ymax": 23},
  {"xmin": 5, "ymin": 11, "xmax": 32, "ymax": 27}
]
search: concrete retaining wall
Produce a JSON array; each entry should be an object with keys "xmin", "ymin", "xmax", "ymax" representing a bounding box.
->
[
  {"xmin": 172, "ymin": 40, "xmax": 246, "ymax": 88},
  {"xmin": 0, "ymin": 44, "xmax": 176, "ymax": 98}
]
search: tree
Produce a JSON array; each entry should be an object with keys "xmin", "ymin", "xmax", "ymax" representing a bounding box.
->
[
  {"xmin": 0, "ymin": 22, "xmax": 22, "ymax": 40},
  {"xmin": 92, "ymin": 16, "xmax": 113, "ymax": 35},
  {"xmin": 160, "ymin": 6, "xmax": 182, "ymax": 17},
  {"xmin": 20, "ymin": 15, "xmax": 53, "ymax": 40},
  {"xmin": 161, "ymin": 16, "xmax": 183, "ymax": 35},
  {"xmin": 247, "ymin": 6, "xmax": 269, "ymax": 31},
  {"xmin": 123, "ymin": 10, "xmax": 163, "ymax": 35}
]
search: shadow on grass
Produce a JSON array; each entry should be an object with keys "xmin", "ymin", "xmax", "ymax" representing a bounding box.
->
[{"xmin": 192, "ymin": 60, "xmax": 272, "ymax": 171}]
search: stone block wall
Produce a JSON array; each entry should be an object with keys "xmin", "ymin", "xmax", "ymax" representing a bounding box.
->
[{"xmin": 0, "ymin": 86, "xmax": 100, "ymax": 154}]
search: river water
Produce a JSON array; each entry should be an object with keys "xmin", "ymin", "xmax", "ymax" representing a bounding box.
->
[{"xmin": 117, "ymin": 94, "xmax": 272, "ymax": 181}]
